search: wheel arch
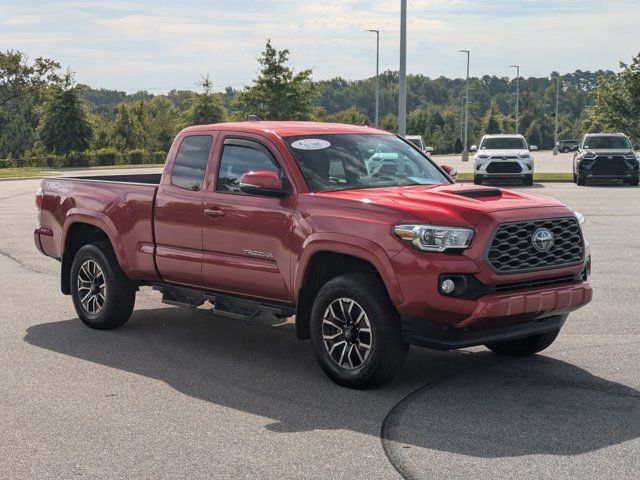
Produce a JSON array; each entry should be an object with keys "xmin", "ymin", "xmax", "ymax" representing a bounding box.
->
[
  {"xmin": 60, "ymin": 214, "xmax": 127, "ymax": 295},
  {"xmin": 294, "ymin": 236, "xmax": 403, "ymax": 340}
]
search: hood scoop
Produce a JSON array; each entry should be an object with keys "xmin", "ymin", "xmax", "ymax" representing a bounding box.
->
[{"xmin": 454, "ymin": 187, "xmax": 502, "ymax": 199}]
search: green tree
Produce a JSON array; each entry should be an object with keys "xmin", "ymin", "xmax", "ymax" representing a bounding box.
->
[
  {"xmin": 111, "ymin": 102, "xmax": 141, "ymax": 150},
  {"xmin": 0, "ymin": 50, "xmax": 60, "ymax": 157},
  {"xmin": 525, "ymin": 119, "xmax": 544, "ymax": 148},
  {"xmin": 39, "ymin": 72, "xmax": 93, "ymax": 156},
  {"xmin": 233, "ymin": 40, "xmax": 317, "ymax": 120},
  {"xmin": 325, "ymin": 106, "xmax": 370, "ymax": 125},
  {"xmin": 185, "ymin": 75, "xmax": 227, "ymax": 125},
  {"xmin": 380, "ymin": 113, "xmax": 398, "ymax": 132},
  {"xmin": 587, "ymin": 51, "xmax": 640, "ymax": 140},
  {"xmin": 483, "ymin": 103, "xmax": 502, "ymax": 134}
]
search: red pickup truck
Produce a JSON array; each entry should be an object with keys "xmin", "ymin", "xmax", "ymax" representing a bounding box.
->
[{"xmin": 35, "ymin": 121, "xmax": 592, "ymax": 388}]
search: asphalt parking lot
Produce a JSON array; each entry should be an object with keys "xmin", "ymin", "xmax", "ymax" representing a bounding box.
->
[{"xmin": 1, "ymin": 175, "xmax": 639, "ymax": 479}]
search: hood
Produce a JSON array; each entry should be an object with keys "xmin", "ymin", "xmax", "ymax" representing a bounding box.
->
[
  {"xmin": 476, "ymin": 149, "xmax": 530, "ymax": 158},
  {"xmin": 581, "ymin": 148, "xmax": 635, "ymax": 156},
  {"xmin": 315, "ymin": 184, "xmax": 567, "ymax": 227}
]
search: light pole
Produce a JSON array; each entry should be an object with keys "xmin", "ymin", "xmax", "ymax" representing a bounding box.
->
[
  {"xmin": 460, "ymin": 95, "xmax": 466, "ymax": 143},
  {"xmin": 553, "ymin": 75, "xmax": 560, "ymax": 155},
  {"xmin": 399, "ymin": 0, "xmax": 407, "ymax": 136},
  {"xmin": 510, "ymin": 65, "xmax": 520, "ymax": 134},
  {"xmin": 365, "ymin": 29, "xmax": 380, "ymax": 127},
  {"xmin": 459, "ymin": 50, "xmax": 470, "ymax": 161}
]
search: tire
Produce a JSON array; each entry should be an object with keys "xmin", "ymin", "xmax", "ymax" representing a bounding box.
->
[
  {"xmin": 573, "ymin": 172, "xmax": 577, "ymax": 183},
  {"xmin": 576, "ymin": 175, "xmax": 586, "ymax": 186},
  {"xmin": 629, "ymin": 177, "xmax": 639, "ymax": 186},
  {"xmin": 562, "ymin": 147, "xmax": 569, "ymax": 153},
  {"xmin": 70, "ymin": 243, "xmax": 136, "ymax": 330},
  {"xmin": 486, "ymin": 328, "xmax": 560, "ymax": 356},
  {"xmin": 524, "ymin": 174, "xmax": 534, "ymax": 186},
  {"xmin": 473, "ymin": 175, "xmax": 483, "ymax": 185},
  {"xmin": 309, "ymin": 273, "xmax": 408, "ymax": 389}
]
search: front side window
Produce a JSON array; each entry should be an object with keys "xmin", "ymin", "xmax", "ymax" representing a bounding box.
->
[
  {"xmin": 480, "ymin": 137, "xmax": 528, "ymax": 150},
  {"xmin": 217, "ymin": 141, "xmax": 281, "ymax": 193},
  {"xmin": 172, "ymin": 135, "xmax": 213, "ymax": 191},
  {"xmin": 284, "ymin": 134, "xmax": 449, "ymax": 193}
]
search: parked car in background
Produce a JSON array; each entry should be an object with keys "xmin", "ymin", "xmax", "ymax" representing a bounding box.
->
[
  {"xmin": 573, "ymin": 133, "xmax": 639, "ymax": 186},
  {"xmin": 35, "ymin": 121, "xmax": 591, "ymax": 388},
  {"xmin": 471, "ymin": 134, "xmax": 537, "ymax": 186},
  {"xmin": 406, "ymin": 135, "xmax": 434, "ymax": 153},
  {"xmin": 557, "ymin": 139, "xmax": 579, "ymax": 153}
]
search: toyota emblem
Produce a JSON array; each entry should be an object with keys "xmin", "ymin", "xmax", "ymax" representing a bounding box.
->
[{"xmin": 531, "ymin": 228, "xmax": 554, "ymax": 252}]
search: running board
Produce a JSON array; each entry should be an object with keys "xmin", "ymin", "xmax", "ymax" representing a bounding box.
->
[{"xmin": 153, "ymin": 283, "xmax": 295, "ymax": 319}]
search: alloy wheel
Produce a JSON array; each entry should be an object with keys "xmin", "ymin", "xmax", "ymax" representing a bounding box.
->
[
  {"xmin": 322, "ymin": 297, "xmax": 373, "ymax": 369},
  {"xmin": 76, "ymin": 259, "xmax": 107, "ymax": 314}
]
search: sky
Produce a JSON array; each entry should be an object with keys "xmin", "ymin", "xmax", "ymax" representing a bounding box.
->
[{"xmin": 2, "ymin": 0, "xmax": 639, "ymax": 94}]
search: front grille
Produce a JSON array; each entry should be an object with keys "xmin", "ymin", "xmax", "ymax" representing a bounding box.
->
[
  {"xmin": 486, "ymin": 217, "xmax": 584, "ymax": 274},
  {"xmin": 591, "ymin": 156, "xmax": 628, "ymax": 175},
  {"xmin": 486, "ymin": 162, "xmax": 522, "ymax": 173}
]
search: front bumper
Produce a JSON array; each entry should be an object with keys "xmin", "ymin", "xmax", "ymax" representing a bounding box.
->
[{"xmin": 402, "ymin": 313, "xmax": 568, "ymax": 351}]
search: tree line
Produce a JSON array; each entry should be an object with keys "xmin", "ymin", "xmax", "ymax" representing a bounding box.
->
[{"xmin": 1, "ymin": 41, "xmax": 638, "ymax": 167}]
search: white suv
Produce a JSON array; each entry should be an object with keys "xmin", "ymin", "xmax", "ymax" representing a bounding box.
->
[{"xmin": 471, "ymin": 134, "xmax": 537, "ymax": 186}]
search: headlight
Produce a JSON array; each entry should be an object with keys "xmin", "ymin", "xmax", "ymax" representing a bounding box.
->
[
  {"xmin": 518, "ymin": 153, "xmax": 531, "ymax": 159},
  {"xmin": 582, "ymin": 152, "xmax": 596, "ymax": 159},
  {"xmin": 574, "ymin": 211, "xmax": 585, "ymax": 227},
  {"xmin": 624, "ymin": 152, "xmax": 638, "ymax": 160},
  {"xmin": 477, "ymin": 154, "xmax": 489, "ymax": 159},
  {"xmin": 393, "ymin": 224, "xmax": 474, "ymax": 252}
]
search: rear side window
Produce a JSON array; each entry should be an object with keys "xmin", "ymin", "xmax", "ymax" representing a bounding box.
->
[
  {"xmin": 172, "ymin": 135, "xmax": 213, "ymax": 191},
  {"xmin": 216, "ymin": 141, "xmax": 281, "ymax": 193}
]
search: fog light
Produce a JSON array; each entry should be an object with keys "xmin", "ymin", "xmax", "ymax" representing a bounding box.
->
[{"xmin": 441, "ymin": 279, "xmax": 456, "ymax": 294}]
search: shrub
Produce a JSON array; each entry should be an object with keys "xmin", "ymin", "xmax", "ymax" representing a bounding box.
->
[
  {"xmin": 0, "ymin": 159, "xmax": 17, "ymax": 169},
  {"xmin": 150, "ymin": 151, "xmax": 167, "ymax": 164},
  {"xmin": 126, "ymin": 149, "xmax": 147, "ymax": 165},
  {"xmin": 93, "ymin": 148, "xmax": 121, "ymax": 166}
]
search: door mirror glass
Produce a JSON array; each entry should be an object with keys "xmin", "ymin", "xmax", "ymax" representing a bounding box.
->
[
  {"xmin": 469, "ymin": 145, "xmax": 478, "ymax": 153},
  {"xmin": 440, "ymin": 164, "xmax": 458, "ymax": 182},
  {"xmin": 239, "ymin": 171, "xmax": 289, "ymax": 197}
]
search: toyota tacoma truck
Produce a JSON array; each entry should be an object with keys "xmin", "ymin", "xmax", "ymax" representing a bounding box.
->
[
  {"xmin": 34, "ymin": 121, "xmax": 592, "ymax": 388},
  {"xmin": 471, "ymin": 134, "xmax": 537, "ymax": 186}
]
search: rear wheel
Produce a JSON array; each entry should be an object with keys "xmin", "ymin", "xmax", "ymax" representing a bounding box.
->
[
  {"xmin": 309, "ymin": 273, "xmax": 408, "ymax": 389},
  {"xmin": 486, "ymin": 329, "xmax": 560, "ymax": 356},
  {"xmin": 71, "ymin": 243, "xmax": 136, "ymax": 330},
  {"xmin": 473, "ymin": 175, "xmax": 483, "ymax": 185}
]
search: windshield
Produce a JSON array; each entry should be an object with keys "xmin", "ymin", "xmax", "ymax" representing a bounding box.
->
[
  {"xmin": 480, "ymin": 137, "xmax": 527, "ymax": 150},
  {"xmin": 284, "ymin": 134, "xmax": 450, "ymax": 192},
  {"xmin": 583, "ymin": 136, "xmax": 632, "ymax": 150}
]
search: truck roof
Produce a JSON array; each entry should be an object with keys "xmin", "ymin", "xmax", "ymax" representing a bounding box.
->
[{"xmin": 181, "ymin": 121, "xmax": 390, "ymax": 138}]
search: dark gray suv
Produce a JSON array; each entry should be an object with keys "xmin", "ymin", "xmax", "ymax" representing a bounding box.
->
[{"xmin": 573, "ymin": 133, "xmax": 639, "ymax": 186}]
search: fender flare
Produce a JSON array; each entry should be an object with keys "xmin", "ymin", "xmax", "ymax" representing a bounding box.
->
[
  {"xmin": 61, "ymin": 209, "xmax": 130, "ymax": 272},
  {"xmin": 294, "ymin": 233, "xmax": 403, "ymax": 305}
]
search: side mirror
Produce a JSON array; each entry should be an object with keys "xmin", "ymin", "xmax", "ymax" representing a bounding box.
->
[
  {"xmin": 529, "ymin": 145, "xmax": 538, "ymax": 151},
  {"xmin": 239, "ymin": 171, "xmax": 289, "ymax": 198},
  {"xmin": 634, "ymin": 144, "xmax": 640, "ymax": 151},
  {"xmin": 424, "ymin": 146, "xmax": 434, "ymax": 154},
  {"xmin": 469, "ymin": 145, "xmax": 478, "ymax": 153},
  {"xmin": 571, "ymin": 145, "xmax": 579, "ymax": 151},
  {"xmin": 440, "ymin": 164, "xmax": 458, "ymax": 182}
]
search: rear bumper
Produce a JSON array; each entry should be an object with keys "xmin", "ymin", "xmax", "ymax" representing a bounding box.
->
[
  {"xmin": 402, "ymin": 313, "xmax": 567, "ymax": 351},
  {"xmin": 400, "ymin": 279, "xmax": 591, "ymax": 350}
]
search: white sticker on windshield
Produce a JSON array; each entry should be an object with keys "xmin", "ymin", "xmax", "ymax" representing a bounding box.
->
[{"xmin": 291, "ymin": 139, "xmax": 331, "ymax": 150}]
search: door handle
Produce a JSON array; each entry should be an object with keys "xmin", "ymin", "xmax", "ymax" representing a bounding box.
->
[{"xmin": 204, "ymin": 207, "xmax": 226, "ymax": 218}]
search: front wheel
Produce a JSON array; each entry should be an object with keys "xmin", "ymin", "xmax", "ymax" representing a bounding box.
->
[
  {"xmin": 523, "ymin": 174, "xmax": 534, "ymax": 186},
  {"xmin": 576, "ymin": 174, "xmax": 586, "ymax": 186},
  {"xmin": 309, "ymin": 273, "xmax": 408, "ymax": 389},
  {"xmin": 71, "ymin": 243, "xmax": 136, "ymax": 330},
  {"xmin": 486, "ymin": 328, "xmax": 560, "ymax": 356},
  {"xmin": 473, "ymin": 175, "xmax": 484, "ymax": 185},
  {"xmin": 629, "ymin": 177, "xmax": 639, "ymax": 186}
]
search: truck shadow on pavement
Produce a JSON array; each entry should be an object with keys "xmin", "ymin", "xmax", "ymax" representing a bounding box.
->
[{"xmin": 24, "ymin": 306, "xmax": 640, "ymax": 458}]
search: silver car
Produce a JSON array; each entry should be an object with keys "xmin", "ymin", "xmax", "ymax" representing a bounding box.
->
[{"xmin": 471, "ymin": 134, "xmax": 537, "ymax": 186}]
